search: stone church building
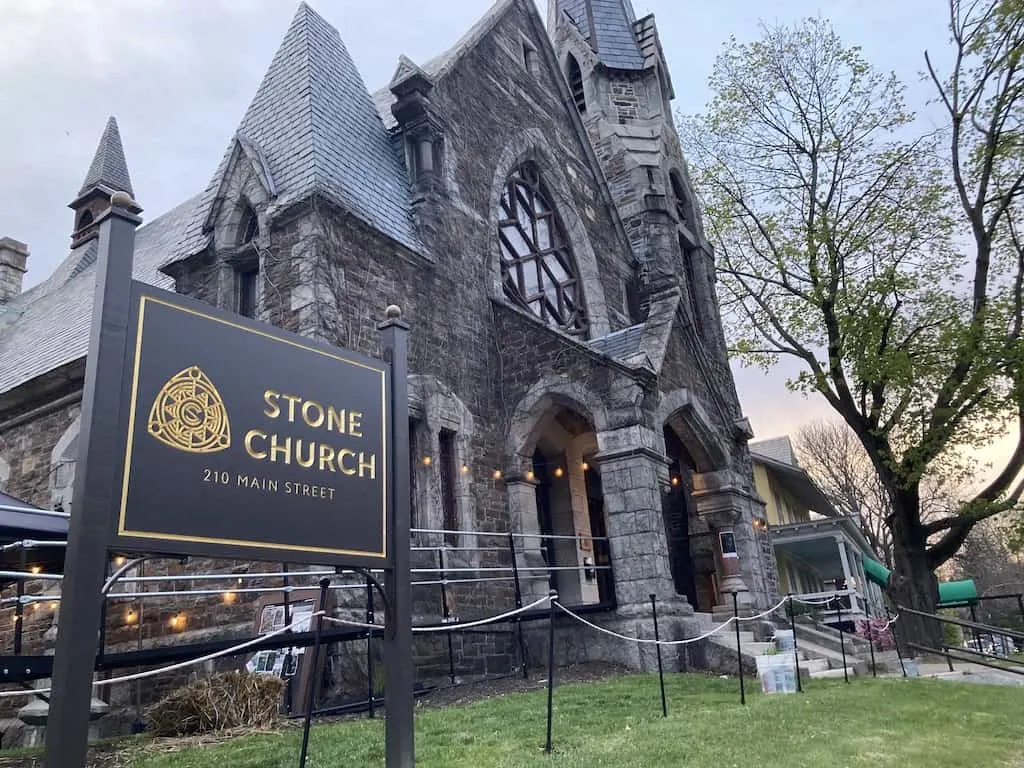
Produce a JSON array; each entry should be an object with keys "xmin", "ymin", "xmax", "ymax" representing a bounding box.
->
[{"xmin": 0, "ymin": 0, "xmax": 776, "ymax": 686}]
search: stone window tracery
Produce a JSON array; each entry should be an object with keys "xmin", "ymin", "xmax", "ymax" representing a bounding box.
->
[{"xmin": 498, "ymin": 163, "xmax": 587, "ymax": 336}]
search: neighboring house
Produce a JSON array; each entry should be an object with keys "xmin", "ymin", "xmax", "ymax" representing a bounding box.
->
[
  {"xmin": 750, "ymin": 436, "xmax": 885, "ymax": 626},
  {"xmin": 0, "ymin": 0, "xmax": 776, "ymax": 693}
]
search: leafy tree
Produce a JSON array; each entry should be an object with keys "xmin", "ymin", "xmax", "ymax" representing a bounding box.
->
[
  {"xmin": 683, "ymin": 2, "xmax": 1024, "ymax": 646},
  {"xmin": 794, "ymin": 419, "xmax": 964, "ymax": 570}
]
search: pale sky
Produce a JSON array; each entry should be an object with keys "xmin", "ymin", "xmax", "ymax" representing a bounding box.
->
[{"xmin": 4, "ymin": 0, "xmax": 1006, "ymax": 465}]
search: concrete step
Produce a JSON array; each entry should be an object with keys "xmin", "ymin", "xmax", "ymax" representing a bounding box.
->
[
  {"xmin": 800, "ymin": 658, "xmax": 830, "ymax": 675},
  {"xmin": 809, "ymin": 666, "xmax": 857, "ymax": 680},
  {"xmin": 788, "ymin": 620, "xmax": 872, "ymax": 657},
  {"xmin": 796, "ymin": 638, "xmax": 868, "ymax": 675}
]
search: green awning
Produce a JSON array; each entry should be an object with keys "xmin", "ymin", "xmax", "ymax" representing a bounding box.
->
[
  {"xmin": 861, "ymin": 552, "xmax": 891, "ymax": 587},
  {"xmin": 937, "ymin": 579, "xmax": 979, "ymax": 608},
  {"xmin": 860, "ymin": 552, "xmax": 979, "ymax": 607}
]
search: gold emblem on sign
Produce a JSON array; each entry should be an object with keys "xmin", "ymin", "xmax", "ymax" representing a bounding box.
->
[{"xmin": 147, "ymin": 366, "xmax": 231, "ymax": 454}]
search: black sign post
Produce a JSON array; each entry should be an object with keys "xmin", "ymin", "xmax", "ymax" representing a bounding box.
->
[
  {"xmin": 379, "ymin": 308, "xmax": 414, "ymax": 767},
  {"xmin": 45, "ymin": 192, "xmax": 141, "ymax": 768},
  {"xmin": 43, "ymin": 191, "xmax": 413, "ymax": 765}
]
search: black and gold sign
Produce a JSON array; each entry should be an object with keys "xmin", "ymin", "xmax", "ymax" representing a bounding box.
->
[{"xmin": 115, "ymin": 284, "xmax": 390, "ymax": 566}]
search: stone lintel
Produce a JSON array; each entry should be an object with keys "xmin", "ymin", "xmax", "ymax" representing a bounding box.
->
[{"xmin": 592, "ymin": 444, "xmax": 667, "ymax": 467}]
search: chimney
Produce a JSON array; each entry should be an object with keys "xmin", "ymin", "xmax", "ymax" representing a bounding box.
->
[{"xmin": 0, "ymin": 238, "xmax": 29, "ymax": 303}]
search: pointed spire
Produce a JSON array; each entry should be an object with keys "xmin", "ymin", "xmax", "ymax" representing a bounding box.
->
[{"xmin": 77, "ymin": 116, "xmax": 134, "ymax": 198}]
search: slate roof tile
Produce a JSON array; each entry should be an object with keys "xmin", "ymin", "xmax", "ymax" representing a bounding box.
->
[
  {"xmin": 554, "ymin": 0, "xmax": 645, "ymax": 70},
  {"xmin": 588, "ymin": 323, "xmax": 644, "ymax": 360},
  {"xmin": 170, "ymin": 2, "xmax": 421, "ymax": 263},
  {"xmin": 76, "ymin": 117, "xmax": 135, "ymax": 198},
  {"xmin": 0, "ymin": 198, "xmax": 196, "ymax": 394},
  {"xmin": 749, "ymin": 436, "xmax": 798, "ymax": 467}
]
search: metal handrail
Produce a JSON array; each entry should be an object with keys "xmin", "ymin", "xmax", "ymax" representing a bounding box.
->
[
  {"xmin": 898, "ymin": 605, "xmax": 1024, "ymax": 643},
  {"xmin": 905, "ymin": 642, "xmax": 1024, "ymax": 677}
]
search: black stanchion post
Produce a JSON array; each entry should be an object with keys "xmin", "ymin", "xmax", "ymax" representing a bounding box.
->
[
  {"xmin": 732, "ymin": 591, "xmax": 745, "ymax": 706},
  {"xmin": 887, "ymin": 607, "xmax": 907, "ymax": 677},
  {"xmin": 835, "ymin": 594, "xmax": 849, "ymax": 683},
  {"xmin": 366, "ymin": 577, "xmax": 375, "ymax": 719},
  {"xmin": 297, "ymin": 578, "xmax": 331, "ymax": 768},
  {"xmin": 438, "ymin": 549, "xmax": 456, "ymax": 685},
  {"xmin": 13, "ymin": 581, "xmax": 23, "ymax": 656},
  {"xmin": 508, "ymin": 533, "xmax": 529, "ymax": 680},
  {"xmin": 1016, "ymin": 594, "xmax": 1024, "ymax": 630},
  {"xmin": 650, "ymin": 594, "xmax": 667, "ymax": 718},
  {"xmin": 282, "ymin": 562, "xmax": 293, "ymax": 715},
  {"xmin": 868, "ymin": 627, "xmax": 877, "ymax": 678},
  {"xmin": 545, "ymin": 590, "xmax": 557, "ymax": 754},
  {"xmin": 788, "ymin": 595, "xmax": 802, "ymax": 693}
]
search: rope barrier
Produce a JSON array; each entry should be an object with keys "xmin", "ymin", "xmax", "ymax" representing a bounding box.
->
[
  {"xmin": 792, "ymin": 595, "xmax": 841, "ymax": 606},
  {"xmin": 736, "ymin": 596, "xmax": 791, "ymax": 622},
  {"xmin": 322, "ymin": 593, "xmax": 554, "ymax": 634},
  {"xmin": 551, "ymin": 595, "xmax": 790, "ymax": 647},
  {"xmin": 0, "ymin": 611, "xmax": 325, "ymax": 700},
  {"xmin": 553, "ymin": 602, "xmax": 734, "ymax": 646}
]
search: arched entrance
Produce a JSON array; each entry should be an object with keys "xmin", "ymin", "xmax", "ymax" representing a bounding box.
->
[
  {"xmin": 661, "ymin": 412, "xmax": 725, "ymax": 613},
  {"xmin": 513, "ymin": 403, "xmax": 613, "ymax": 607},
  {"xmin": 662, "ymin": 425, "xmax": 723, "ymax": 610}
]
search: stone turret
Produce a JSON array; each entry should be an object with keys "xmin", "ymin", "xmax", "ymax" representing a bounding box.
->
[{"xmin": 68, "ymin": 117, "xmax": 142, "ymax": 249}]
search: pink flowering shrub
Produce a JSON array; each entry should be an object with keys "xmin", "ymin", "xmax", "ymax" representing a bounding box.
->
[{"xmin": 855, "ymin": 617, "xmax": 895, "ymax": 650}]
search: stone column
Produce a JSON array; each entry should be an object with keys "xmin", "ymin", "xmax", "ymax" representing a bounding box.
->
[
  {"xmin": 589, "ymin": 436, "xmax": 698, "ymax": 672},
  {"xmin": 505, "ymin": 477, "xmax": 549, "ymax": 604},
  {"xmin": 592, "ymin": 445, "xmax": 679, "ymax": 614},
  {"xmin": 693, "ymin": 469, "xmax": 773, "ymax": 615}
]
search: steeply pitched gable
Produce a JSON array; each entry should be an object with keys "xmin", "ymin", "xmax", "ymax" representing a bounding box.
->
[{"xmin": 170, "ymin": 2, "xmax": 420, "ymax": 264}]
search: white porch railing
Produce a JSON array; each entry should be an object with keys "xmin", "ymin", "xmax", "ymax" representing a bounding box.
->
[{"xmin": 792, "ymin": 588, "xmax": 867, "ymax": 619}]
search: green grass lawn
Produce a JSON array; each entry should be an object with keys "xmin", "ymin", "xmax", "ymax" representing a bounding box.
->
[{"xmin": 130, "ymin": 674, "xmax": 1024, "ymax": 768}]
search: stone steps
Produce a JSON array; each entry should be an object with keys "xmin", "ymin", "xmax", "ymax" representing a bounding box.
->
[{"xmin": 694, "ymin": 611, "xmax": 869, "ymax": 680}]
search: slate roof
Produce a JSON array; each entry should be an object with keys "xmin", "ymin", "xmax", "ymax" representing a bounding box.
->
[
  {"xmin": 170, "ymin": 2, "xmax": 421, "ymax": 264},
  {"xmin": 555, "ymin": 0, "xmax": 646, "ymax": 70},
  {"xmin": 76, "ymin": 117, "xmax": 134, "ymax": 198},
  {"xmin": 589, "ymin": 323, "xmax": 644, "ymax": 360},
  {"xmin": 750, "ymin": 436, "xmax": 798, "ymax": 467},
  {"xmin": 0, "ymin": 198, "xmax": 195, "ymax": 394}
]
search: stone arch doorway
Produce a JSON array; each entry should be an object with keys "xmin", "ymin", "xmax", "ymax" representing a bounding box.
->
[
  {"xmin": 512, "ymin": 403, "xmax": 613, "ymax": 608},
  {"xmin": 662, "ymin": 426, "xmax": 714, "ymax": 611}
]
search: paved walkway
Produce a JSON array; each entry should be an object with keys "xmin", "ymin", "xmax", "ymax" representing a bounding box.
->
[{"xmin": 893, "ymin": 661, "xmax": 1024, "ymax": 687}]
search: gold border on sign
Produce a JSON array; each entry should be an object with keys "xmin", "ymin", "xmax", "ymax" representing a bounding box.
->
[{"xmin": 117, "ymin": 292, "xmax": 389, "ymax": 560}]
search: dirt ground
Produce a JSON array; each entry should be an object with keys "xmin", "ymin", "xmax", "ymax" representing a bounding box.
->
[{"xmin": 0, "ymin": 663, "xmax": 629, "ymax": 767}]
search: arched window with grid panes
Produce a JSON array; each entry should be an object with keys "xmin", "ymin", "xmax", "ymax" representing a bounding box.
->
[{"xmin": 498, "ymin": 163, "xmax": 588, "ymax": 336}]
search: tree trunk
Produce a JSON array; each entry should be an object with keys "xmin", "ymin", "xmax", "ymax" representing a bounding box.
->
[{"xmin": 887, "ymin": 486, "xmax": 943, "ymax": 654}]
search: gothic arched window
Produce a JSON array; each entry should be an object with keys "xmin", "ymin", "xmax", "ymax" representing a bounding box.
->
[
  {"xmin": 498, "ymin": 163, "xmax": 587, "ymax": 335},
  {"xmin": 567, "ymin": 55, "xmax": 586, "ymax": 114},
  {"xmin": 238, "ymin": 205, "xmax": 259, "ymax": 246},
  {"xmin": 670, "ymin": 171, "xmax": 695, "ymax": 231}
]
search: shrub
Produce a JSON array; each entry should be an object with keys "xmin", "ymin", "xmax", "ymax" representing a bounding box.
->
[
  {"xmin": 145, "ymin": 671, "xmax": 286, "ymax": 737},
  {"xmin": 855, "ymin": 617, "xmax": 896, "ymax": 650}
]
